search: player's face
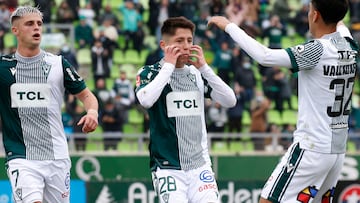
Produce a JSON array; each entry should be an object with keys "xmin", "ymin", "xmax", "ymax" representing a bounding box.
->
[
  {"xmin": 12, "ymin": 13, "xmax": 43, "ymax": 49},
  {"xmin": 166, "ymin": 28, "xmax": 193, "ymax": 64}
]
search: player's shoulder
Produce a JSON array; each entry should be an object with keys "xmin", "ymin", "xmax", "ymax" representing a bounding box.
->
[
  {"xmin": 288, "ymin": 39, "xmax": 324, "ymax": 56},
  {"xmin": 137, "ymin": 62, "xmax": 161, "ymax": 75},
  {"xmin": 0, "ymin": 54, "xmax": 17, "ymax": 68}
]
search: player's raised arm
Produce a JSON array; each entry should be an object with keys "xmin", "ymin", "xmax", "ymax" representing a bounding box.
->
[{"xmin": 208, "ymin": 16, "xmax": 292, "ymax": 68}]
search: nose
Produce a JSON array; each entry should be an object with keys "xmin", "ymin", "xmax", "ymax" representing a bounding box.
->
[{"xmin": 183, "ymin": 41, "xmax": 191, "ymax": 50}]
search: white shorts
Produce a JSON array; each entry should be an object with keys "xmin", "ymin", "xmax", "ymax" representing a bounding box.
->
[
  {"xmin": 261, "ymin": 142, "xmax": 344, "ymax": 203},
  {"xmin": 6, "ymin": 158, "xmax": 71, "ymax": 203},
  {"xmin": 152, "ymin": 165, "xmax": 220, "ymax": 203}
]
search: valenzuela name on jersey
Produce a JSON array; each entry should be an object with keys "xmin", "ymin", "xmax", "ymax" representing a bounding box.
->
[{"xmin": 323, "ymin": 63, "xmax": 357, "ymax": 76}]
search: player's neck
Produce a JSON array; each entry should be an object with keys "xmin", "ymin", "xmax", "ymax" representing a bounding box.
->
[
  {"xmin": 312, "ymin": 23, "xmax": 337, "ymax": 39},
  {"xmin": 16, "ymin": 46, "xmax": 41, "ymax": 57}
]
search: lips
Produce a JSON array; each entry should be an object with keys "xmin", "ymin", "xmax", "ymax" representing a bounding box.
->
[{"xmin": 32, "ymin": 33, "xmax": 41, "ymax": 38}]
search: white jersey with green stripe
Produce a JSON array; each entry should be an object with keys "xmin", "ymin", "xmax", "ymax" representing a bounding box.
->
[
  {"xmin": 225, "ymin": 23, "xmax": 359, "ymax": 154},
  {"xmin": 0, "ymin": 50, "xmax": 86, "ymax": 161},
  {"xmin": 286, "ymin": 33, "xmax": 358, "ymax": 153},
  {"xmin": 136, "ymin": 60, "xmax": 236, "ymax": 171}
]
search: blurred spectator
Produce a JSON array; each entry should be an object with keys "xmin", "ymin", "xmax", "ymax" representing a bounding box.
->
[
  {"xmin": 272, "ymin": 67, "xmax": 292, "ymax": 114},
  {"xmin": 233, "ymin": 55, "xmax": 256, "ymax": 112},
  {"xmin": 293, "ymin": 4, "xmax": 309, "ymax": 37},
  {"xmin": 349, "ymin": 0, "xmax": 360, "ymax": 23},
  {"xmin": 208, "ymin": 31, "xmax": 233, "ymax": 84},
  {"xmin": 72, "ymin": 105, "xmax": 87, "ymax": 151},
  {"xmin": 63, "ymin": 93, "xmax": 87, "ymax": 151},
  {"xmin": 58, "ymin": 44, "xmax": 79, "ymax": 70},
  {"xmin": 89, "ymin": 0, "xmax": 103, "ymax": 21},
  {"xmin": 262, "ymin": 15, "xmax": 286, "ymax": 49},
  {"xmin": 145, "ymin": 47, "xmax": 163, "ymax": 65},
  {"xmin": 244, "ymin": 0, "xmax": 260, "ymax": 25},
  {"xmin": 155, "ymin": 0, "xmax": 171, "ymax": 43},
  {"xmin": 33, "ymin": 0, "xmax": 54, "ymax": 24},
  {"xmin": 194, "ymin": 11, "xmax": 210, "ymax": 45},
  {"xmin": 0, "ymin": 0, "xmax": 10, "ymax": 54},
  {"xmin": 91, "ymin": 39, "xmax": 111, "ymax": 83},
  {"xmin": 225, "ymin": 0, "xmax": 247, "ymax": 27},
  {"xmin": 207, "ymin": 101, "xmax": 228, "ymax": 147},
  {"xmin": 250, "ymin": 91, "xmax": 271, "ymax": 150},
  {"xmin": 119, "ymin": 0, "xmax": 144, "ymax": 54},
  {"xmin": 98, "ymin": 4, "xmax": 121, "ymax": 32},
  {"xmin": 92, "ymin": 78, "xmax": 114, "ymax": 115},
  {"xmin": 66, "ymin": 0, "xmax": 80, "ymax": 20},
  {"xmin": 75, "ymin": 16, "xmax": 94, "ymax": 48},
  {"xmin": 227, "ymin": 82, "xmax": 246, "ymax": 133},
  {"xmin": 94, "ymin": 19, "xmax": 119, "ymax": 68},
  {"xmin": 6, "ymin": 0, "xmax": 17, "ymax": 12},
  {"xmin": 210, "ymin": 0, "xmax": 224, "ymax": 16},
  {"xmin": 280, "ymin": 123, "xmax": 295, "ymax": 150},
  {"xmin": 271, "ymin": 0, "xmax": 292, "ymax": 29},
  {"xmin": 78, "ymin": 2, "xmax": 96, "ymax": 27},
  {"xmin": 56, "ymin": 0, "xmax": 76, "ymax": 24},
  {"xmin": 112, "ymin": 71, "xmax": 135, "ymax": 124},
  {"xmin": 179, "ymin": 0, "xmax": 198, "ymax": 22},
  {"xmin": 100, "ymin": 99, "xmax": 123, "ymax": 151}
]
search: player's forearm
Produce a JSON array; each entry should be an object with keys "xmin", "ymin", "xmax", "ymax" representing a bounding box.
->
[
  {"xmin": 136, "ymin": 63, "xmax": 175, "ymax": 108},
  {"xmin": 76, "ymin": 88, "xmax": 99, "ymax": 114},
  {"xmin": 199, "ymin": 64, "xmax": 236, "ymax": 108},
  {"xmin": 225, "ymin": 23, "xmax": 292, "ymax": 68}
]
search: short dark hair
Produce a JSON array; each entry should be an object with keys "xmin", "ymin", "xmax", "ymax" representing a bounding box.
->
[
  {"xmin": 311, "ymin": 0, "xmax": 348, "ymax": 24},
  {"xmin": 161, "ymin": 16, "xmax": 195, "ymax": 37}
]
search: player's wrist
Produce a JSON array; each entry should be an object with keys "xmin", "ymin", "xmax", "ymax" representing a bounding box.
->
[{"xmin": 87, "ymin": 109, "xmax": 98, "ymax": 118}]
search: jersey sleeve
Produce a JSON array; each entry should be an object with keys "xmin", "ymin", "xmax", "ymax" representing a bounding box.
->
[
  {"xmin": 62, "ymin": 57, "xmax": 86, "ymax": 94},
  {"xmin": 285, "ymin": 39, "xmax": 324, "ymax": 72},
  {"xmin": 199, "ymin": 64, "xmax": 236, "ymax": 108},
  {"xmin": 225, "ymin": 23, "xmax": 292, "ymax": 68},
  {"xmin": 135, "ymin": 62, "xmax": 175, "ymax": 108}
]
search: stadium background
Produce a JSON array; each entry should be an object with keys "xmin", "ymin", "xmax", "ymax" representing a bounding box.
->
[{"xmin": 0, "ymin": 0, "xmax": 359, "ymax": 202}]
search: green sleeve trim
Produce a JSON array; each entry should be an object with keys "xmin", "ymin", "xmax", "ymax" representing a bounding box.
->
[{"xmin": 285, "ymin": 47, "xmax": 299, "ymax": 72}]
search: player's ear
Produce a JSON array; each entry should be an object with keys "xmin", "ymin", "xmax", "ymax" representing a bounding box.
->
[
  {"xmin": 312, "ymin": 10, "xmax": 320, "ymax": 23},
  {"xmin": 159, "ymin": 40, "xmax": 166, "ymax": 51}
]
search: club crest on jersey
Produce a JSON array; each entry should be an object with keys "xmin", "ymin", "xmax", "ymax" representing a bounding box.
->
[
  {"xmin": 15, "ymin": 188, "xmax": 22, "ymax": 200},
  {"xmin": 166, "ymin": 91, "xmax": 202, "ymax": 117},
  {"xmin": 187, "ymin": 73, "xmax": 196, "ymax": 83},
  {"xmin": 161, "ymin": 193, "xmax": 170, "ymax": 203},
  {"xmin": 10, "ymin": 67, "xmax": 16, "ymax": 76},
  {"xmin": 42, "ymin": 62, "xmax": 51, "ymax": 78}
]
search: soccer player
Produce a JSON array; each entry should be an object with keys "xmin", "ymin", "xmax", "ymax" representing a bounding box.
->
[
  {"xmin": 208, "ymin": 0, "xmax": 359, "ymax": 202},
  {"xmin": 136, "ymin": 16, "xmax": 236, "ymax": 202},
  {"xmin": 0, "ymin": 6, "xmax": 99, "ymax": 203}
]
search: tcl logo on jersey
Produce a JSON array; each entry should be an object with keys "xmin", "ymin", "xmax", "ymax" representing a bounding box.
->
[
  {"xmin": 10, "ymin": 83, "xmax": 51, "ymax": 107},
  {"xmin": 166, "ymin": 91, "xmax": 202, "ymax": 117}
]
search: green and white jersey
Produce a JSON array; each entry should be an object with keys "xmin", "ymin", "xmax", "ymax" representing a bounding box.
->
[
  {"xmin": 136, "ymin": 60, "xmax": 236, "ymax": 171},
  {"xmin": 286, "ymin": 33, "xmax": 358, "ymax": 153},
  {"xmin": 225, "ymin": 23, "xmax": 359, "ymax": 154},
  {"xmin": 0, "ymin": 50, "xmax": 86, "ymax": 162}
]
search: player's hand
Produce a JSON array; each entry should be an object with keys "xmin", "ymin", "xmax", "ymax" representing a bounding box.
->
[
  {"xmin": 77, "ymin": 112, "xmax": 98, "ymax": 133},
  {"xmin": 163, "ymin": 45, "xmax": 182, "ymax": 65},
  {"xmin": 188, "ymin": 45, "xmax": 206, "ymax": 68},
  {"xmin": 207, "ymin": 16, "xmax": 231, "ymax": 31}
]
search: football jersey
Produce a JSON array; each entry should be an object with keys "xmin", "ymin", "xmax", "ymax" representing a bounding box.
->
[
  {"xmin": 0, "ymin": 51, "xmax": 86, "ymax": 161},
  {"xmin": 286, "ymin": 32, "xmax": 359, "ymax": 153},
  {"xmin": 136, "ymin": 60, "xmax": 235, "ymax": 171}
]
